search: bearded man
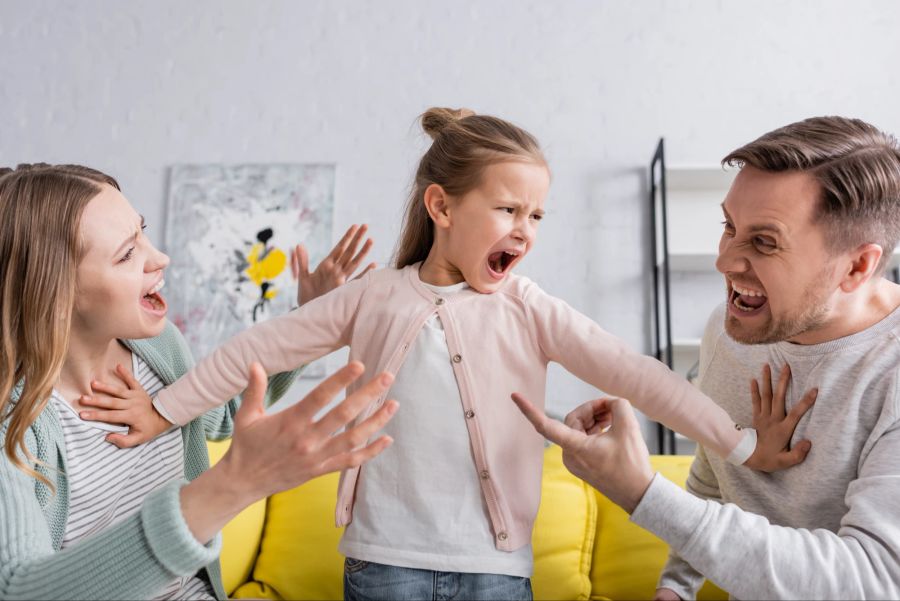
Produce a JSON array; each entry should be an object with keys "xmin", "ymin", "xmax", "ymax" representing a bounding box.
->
[{"xmin": 514, "ymin": 116, "xmax": 900, "ymax": 599}]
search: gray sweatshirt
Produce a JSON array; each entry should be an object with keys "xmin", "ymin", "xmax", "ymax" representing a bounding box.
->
[{"xmin": 631, "ymin": 303, "xmax": 900, "ymax": 600}]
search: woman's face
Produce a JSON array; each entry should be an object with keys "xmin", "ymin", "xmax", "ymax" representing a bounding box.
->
[{"xmin": 73, "ymin": 184, "xmax": 170, "ymax": 343}]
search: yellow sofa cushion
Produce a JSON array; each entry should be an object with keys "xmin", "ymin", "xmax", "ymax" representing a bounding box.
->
[
  {"xmin": 532, "ymin": 444, "xmax": 597, "ymax": 601},
  {"xmin": 232, "ymin": 471, "xmax": 344, "ymax": 600},
  {"xmin": 589, "ymin": 455, "xmax": 727, "ymax": 601},
  {"xmin": 207, "ymin": 440, "xmax": 267, "ymax": 596}
]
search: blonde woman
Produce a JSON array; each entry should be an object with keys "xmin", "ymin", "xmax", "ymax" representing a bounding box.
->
[{"xmin": 0, "ymin": 163, "xmax": 397, "ymax": 600}]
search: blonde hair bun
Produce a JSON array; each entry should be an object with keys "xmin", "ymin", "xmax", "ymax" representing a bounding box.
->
[{"xmin": 421, "ymin": 107, "xmax": 476, "ymax": 139}]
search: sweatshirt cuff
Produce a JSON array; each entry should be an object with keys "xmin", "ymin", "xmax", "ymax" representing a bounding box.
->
[
  {"xmin": 154, "ymin": 389, "xmax": 192, "ymax": 426},
  {"xmin": 630, "ymin": 473, "xmax": 708, "ymax": 554},
  {"xmin": 726, "ymin": 427, "xmax": 756, "ymax": 465},
  {"xmin": 140, "ymin": 480, "xmax": 221, "ymax": 576}
]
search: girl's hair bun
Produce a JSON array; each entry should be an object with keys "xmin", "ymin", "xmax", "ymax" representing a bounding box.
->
[{"xmin": 421, "ymin": 107, "xmax": 476, "ymax": 139}]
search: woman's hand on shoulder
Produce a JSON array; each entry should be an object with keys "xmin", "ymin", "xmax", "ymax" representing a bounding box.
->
[
  {"xmin": 79, "ymin": 364, "xmax": 172, "ymax": 448},
  {"xmin": 744, "ymin": 363, "xmax": 817, "ymax": 472},
  {"xmin": 292, "ymin": 224, "xmax": 376, "ymax": 307}
]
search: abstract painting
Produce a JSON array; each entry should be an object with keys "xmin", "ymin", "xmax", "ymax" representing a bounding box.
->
[{"xmin": 164, "ymin": 163, "xmax": 335, "ymax": 376}]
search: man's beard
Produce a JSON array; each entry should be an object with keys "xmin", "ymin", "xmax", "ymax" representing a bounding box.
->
[{"xmin": 725, "ymin": 273, "xmax": 831, "ymax": 345}]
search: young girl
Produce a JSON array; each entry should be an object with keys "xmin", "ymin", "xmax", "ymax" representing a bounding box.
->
[{"xmin": 121, "ymin": 108, "xmax": 802, "ymax": 600}]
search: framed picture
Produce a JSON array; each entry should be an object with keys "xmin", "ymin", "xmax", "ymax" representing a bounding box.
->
[{"xmin": 164, "ymin": 163, "xmax": 335, "ymax": 376}]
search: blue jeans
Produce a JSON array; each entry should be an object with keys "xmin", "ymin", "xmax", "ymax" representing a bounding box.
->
[{"xmin": 343, "ymin": 558, "xmax": 533, "ymax": 601}]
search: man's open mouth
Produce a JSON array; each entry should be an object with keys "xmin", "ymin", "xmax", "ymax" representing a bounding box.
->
[
  {"xmin": 487, "ymin": 250, "xmax": 520, "ymax": 276},
  {"xmin": 730, "ymin": 281, "xmax": 768, "ymax": 313},
  {"xmin": 141, "ymin": 278, "xmax": 168, "ymax": 313}
]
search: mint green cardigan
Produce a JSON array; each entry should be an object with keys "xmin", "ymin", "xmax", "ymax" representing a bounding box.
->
[{"xmin": 0, "ymin": 321, "xmax": 295, "ymax": 600}]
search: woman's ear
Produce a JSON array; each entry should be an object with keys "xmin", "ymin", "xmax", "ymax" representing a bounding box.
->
[
  {"xmin": 423, "ymin": 184, "xmax": 452, "ymax": 229},
  {"xmin": 839, "ymin": 243, "xmax": 883, "ymax": 293}
]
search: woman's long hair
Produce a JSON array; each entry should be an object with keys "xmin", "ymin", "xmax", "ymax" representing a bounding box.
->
[
  {"xmin": 393, "ymin": 107, "xmax": 547, "ymax": 268},
  {"xmin": 0, "ymin": 163, "xmax": 119, "ymax": 486}
]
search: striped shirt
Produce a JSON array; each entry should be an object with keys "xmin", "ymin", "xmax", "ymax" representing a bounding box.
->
[{"xmin": 51, "ymin": 352, "xmax": 215, "ymax": 600}]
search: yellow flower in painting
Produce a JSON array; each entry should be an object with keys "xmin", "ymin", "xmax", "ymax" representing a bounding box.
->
[{"xmin": 245, "ymin": 242, "xmax": 287, "ymax": 295}]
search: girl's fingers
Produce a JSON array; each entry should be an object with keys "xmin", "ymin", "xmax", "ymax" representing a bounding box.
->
[
  {"xmin": 290, "ymin": 245, "xmax": 301, "ymax": 279},
  {"xmin": 786, "ymin": 387, "xmax": 818, "ymax": 428},
  {"xmin": 760, "ymin": 364, "xmax": 773, "ymax": 415},
  {"xmin": 80, "ymin": 394, "xmax": 126, "ymax": 410},
  {"xmin": 79, "ymin": 409, "xmax": 129, "ymax": 425},
  {"xmin": 750, "ymin": 378, "xmax": 762, "ymax": 417},
  {"xmin": 773, "ymin": 364, "xmax": 791, "ymax": 416},
  {"xmin": 114, "ymin": 363, "xmax": 141, "ymax": 391},
  {"xmin": 105, "ymin": 431, "xmax": 145, "ymax": 449},
  {"xmin": 337, "ymin": 225, "xmax": 367, "ymax": 267},
  {"xmin": 90, "ymin": 380, "xmax": 129, "ymax": 399}
]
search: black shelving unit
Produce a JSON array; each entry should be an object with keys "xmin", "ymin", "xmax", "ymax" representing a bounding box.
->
[{"xmin": 649, "ymin": 138, "xmax": 677, "ymax": 455}]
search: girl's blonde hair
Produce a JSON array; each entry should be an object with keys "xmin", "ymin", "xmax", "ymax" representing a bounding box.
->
[
  {"xmin": 0, "ymin": 163, "xmax": 119, "ymax": 486},
  {"xmin": 393, "ymin": 107, "xmax": 546, "ymax": 268}
]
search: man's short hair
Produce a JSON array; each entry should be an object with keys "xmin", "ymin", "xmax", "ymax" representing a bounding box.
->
[{"xmin": 723, "ymin": 117, "xmax": 900, "ymax": 274}]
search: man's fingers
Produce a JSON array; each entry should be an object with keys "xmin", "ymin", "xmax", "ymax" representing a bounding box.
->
[
  {"xmin": 773, "ymin": 363, "xmax": 791, "ymax": 416},
  {"xmin": 235, "ymin": 362, "xmax": 269, "ymax": 429},
  {"xmin": 312, "ymin": 370, "xmax": 394, "ymax": 435},
  {"xmin": 289, "ymin": 361, "xmax": 368, "ymax": 424},
  {"xmin": 510, "ymin": 393, "xmax": 583, "ymax": 448}
]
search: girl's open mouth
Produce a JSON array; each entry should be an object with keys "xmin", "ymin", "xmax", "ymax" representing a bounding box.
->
[{"xmin": 487, "ymin": 250, "xmax": 520, "ymax": 278}]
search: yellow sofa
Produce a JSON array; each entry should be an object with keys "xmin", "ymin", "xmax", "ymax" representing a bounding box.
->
[{"xmin": 208, "ymin": 442, "xmax": 726, "ymax": 600}]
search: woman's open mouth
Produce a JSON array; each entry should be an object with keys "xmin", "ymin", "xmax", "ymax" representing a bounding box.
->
[
  {"xmin": 487, "ymin": 250, "xmax": 520, "ymax": 279},
  {"xmin": 141, "ymin": 278, "xmax": 168, "ymax": 316},
  {"xmin": 729, "ymin": 281, "xmax": 768, "ymax": 315}
]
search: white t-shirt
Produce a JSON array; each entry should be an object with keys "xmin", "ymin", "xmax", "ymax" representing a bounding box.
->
[
  {"xmin": 51, "ymin": 352, "xmax": 215, "ymax": 600},
  {"xmin": 338, "ymin": 281, "xmax": 533, "ymax": 577}
]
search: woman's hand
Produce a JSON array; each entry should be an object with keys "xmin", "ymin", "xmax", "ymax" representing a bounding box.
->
[
  {"xmin": 180, "ymin": 360, "xmax": 397, "ymax": 543},
  {"xmin": 79, "ymin": 363, "xmax": 172, "ymax": 448},
  {"xmin": 292, "ymin": 224, "xmax": 376, "ymax": 306},
  {"xmin": 744, "ymin": 363, "xmax": 817, "ymax": 472}
]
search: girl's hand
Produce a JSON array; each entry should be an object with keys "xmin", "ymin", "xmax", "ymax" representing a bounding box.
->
[
  {"xmin": 654, "ymin": 588, "xmax": 683, "ymax": 601},
  {"xmin": 744, "ymin": 363, "xmax": 817, "ymax": 472},
  {"xmin": 79, "ymin": 363, "xmax": 172, "ymax": 448},
  {"xmin": 292, "ymin": 224, "xmax": 376, "ymax": 306}
]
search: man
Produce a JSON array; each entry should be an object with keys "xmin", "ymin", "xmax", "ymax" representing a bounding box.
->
[{"xmin": 513, "ymin": 116, "xmax": 900, "ymax": 599}]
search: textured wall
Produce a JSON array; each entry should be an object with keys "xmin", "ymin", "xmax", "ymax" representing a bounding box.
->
[{"xmin": 3, "ymin": 0, "xmax": 900, "ymax": 432}]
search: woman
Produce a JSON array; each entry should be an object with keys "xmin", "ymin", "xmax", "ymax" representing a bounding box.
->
[{"xmin": 0, "ymin": 163, "xmax": 397, "ymax": 600}]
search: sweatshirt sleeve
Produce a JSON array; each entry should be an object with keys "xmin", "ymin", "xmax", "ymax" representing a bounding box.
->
[
  {"xmin": 0, "ymin": 442, "xmax": 218, "ymax": 600},
  {"xmin": 631, "ymin": 414, "xmax": 900, "ymax": 600},
  {"xmin": 657, "ymin": 447, "xmax": 722, "ymax": 599},
  {"xmin": 155, "ymin": 274, "xmax": 369, "ymax": 426},
  {"xmin": 524, "ymin": 282, "xmax": 748, "ymax": 462}
]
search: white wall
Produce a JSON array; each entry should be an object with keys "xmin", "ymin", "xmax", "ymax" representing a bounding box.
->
[{"xmin": 3, "ymin": 0, "xmax": 900, "ymax": 440}]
